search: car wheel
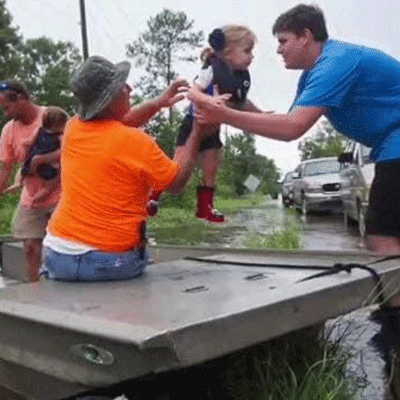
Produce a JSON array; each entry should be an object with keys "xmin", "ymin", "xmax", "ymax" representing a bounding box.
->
[
  {"xmin": 358, "ymin": 206, "xmax": 366, "ymax": 237},
  {"xmin": 301, "ymin": 195, "xmax": 307, "ymax": 216}
]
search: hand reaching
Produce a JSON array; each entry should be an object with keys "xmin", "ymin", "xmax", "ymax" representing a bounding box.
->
[{"xmin": 157, "ymin": 78, "xmax": 190, "ymax": 108}]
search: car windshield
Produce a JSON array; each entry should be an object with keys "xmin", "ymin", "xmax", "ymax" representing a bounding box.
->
[
  {"xmin": 304, "ymin": 159, "xmax": 340, "ymax": 176},
  {"xmin": 284, "ymin": 172, "xmax": 294, "ymax": 182}
]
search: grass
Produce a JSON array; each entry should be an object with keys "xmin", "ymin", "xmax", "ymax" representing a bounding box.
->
[
  {"xmin": 147, "ymin": 193, "xmax": 303, "ymax": 250},
  {"xmin": 222, "ymin": 323, "xmax": 364, "ymax": 400},
  {"xmin": 0, "ymin": 193, "xmax": 19, "ymax": 236},
  {"xmin": 242, "ymin": 224, "xmax": 302, "ymax": 250}
]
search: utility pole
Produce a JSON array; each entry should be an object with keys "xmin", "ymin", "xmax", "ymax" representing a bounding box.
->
[{"xmin": 79, "ymin": 0, "xmax": 89, "ymax": 60}]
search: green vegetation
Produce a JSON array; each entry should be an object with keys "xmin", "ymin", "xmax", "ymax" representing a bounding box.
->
[
  {"xmin": 223, "ymin": 327, "xmax": 361, "ymax": 400},
  {"xmin": 298, "ymin": 118, "xmax": 350, "ymax": 161},
  {"xmin": 243, "ymin": 225, "xmax": 301, "ymax": 250},
  {"xmin": 146, "ymin": 194, "xmax": 302, "ymax": 250},
  {"xmin": 174, "ymin": 322, "xmax": 364, "ymax": 400},
  {"xmin": 0, "ymin": 192, "xmax": 19, "ymax": 236}
]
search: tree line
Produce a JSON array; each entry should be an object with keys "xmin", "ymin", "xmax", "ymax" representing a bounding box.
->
[{"xmin": 0, "ymin": 3, "xmax": 282, "ymax": 199}]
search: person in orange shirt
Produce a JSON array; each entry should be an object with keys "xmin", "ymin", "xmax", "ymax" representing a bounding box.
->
[
  {"xmin": 43, "ymin": 55, "xmax": 208, "ymax": 281},
  {"xmin": 0, "ymin": 80, "xmax": 63, "ymax": 282}
]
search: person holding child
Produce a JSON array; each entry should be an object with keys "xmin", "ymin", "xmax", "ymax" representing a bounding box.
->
[
  {"xmin": 5, "ymin": 106, "xmax": 69, "ymax": 196},
  {"xmin": 149, "ymin": 25, "xmax": 264, "ymax": 223},
  {"xmin": 0, "ymin": 80, "xmax": 64, "ymax": 282},
  {"xmin": 192, "ymin": 4, "xmax": 400, "ymax": 255}
]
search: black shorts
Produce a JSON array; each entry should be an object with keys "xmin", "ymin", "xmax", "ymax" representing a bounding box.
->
[
  {"xmin": 366, "ymin": 159, "xmax": 400, "ymax": 237},
  {"xmin": 176, "ymin": 114, "xmax": 223, "ymax": 151}
]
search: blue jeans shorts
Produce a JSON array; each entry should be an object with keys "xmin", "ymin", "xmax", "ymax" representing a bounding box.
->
[{"xmin": 42, "ymin": 246, "xmax": 148, "ymax": 282}]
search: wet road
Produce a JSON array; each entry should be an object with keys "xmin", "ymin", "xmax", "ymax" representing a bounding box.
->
[{"xmin": 228, "ymin": 198, "xmax": 366, "ymax": 252}]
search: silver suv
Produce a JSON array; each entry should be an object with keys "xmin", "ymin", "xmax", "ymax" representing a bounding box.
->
[
  {"xmin": 292, "ymin": 157, "xmax": 342, "ymax": 215},
  {"xmin": 281, "ymin": 171, "xmax": 296, "ymax": 207},
  {"xmin": 339, "ymin": 142, "xmax": 374, "ymax": 237}
]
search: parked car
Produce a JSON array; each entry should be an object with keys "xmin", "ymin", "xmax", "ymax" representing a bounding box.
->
[
  {"xmin": 292, "ymin": 157, "xmax": 342, "ymax": 215},
  {"xmin": 281, "ymin": 171, "xmax": 296, "ymax": 207},
  {"xmin": 338, "ymin": 142, "xmax": 374, "ymax": 237}
]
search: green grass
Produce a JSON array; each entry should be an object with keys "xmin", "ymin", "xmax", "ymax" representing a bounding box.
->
[
  {"xmin": 221, "ymin": 324, "xmax": 363, "ymax": 400},
  {"xmin": 242, "ymin": 225, "xmax": 302, "ymax": 250},
  {"xmin": 0, "ymin": 193, "xmax": 19, "ymax": 236},
  {"xmin": 215, "ymin": 193, "xmax": 268, "ymax": 212}
]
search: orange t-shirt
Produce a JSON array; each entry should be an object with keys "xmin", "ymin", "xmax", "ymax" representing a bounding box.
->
[
  {"xmin": 48, "ymin": 117, "xmax": 178, "ymax": 252},
  {"xmin": 0, "ymin": 106, "xmax": 61, "ymax": 208}
]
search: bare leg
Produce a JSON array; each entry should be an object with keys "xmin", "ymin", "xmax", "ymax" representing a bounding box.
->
[
  {"xmin": 367, "ymin": 234, "xmax": 400, "ymax": 255},
  {"xmin": 23, "ymin": 238, "xmax": 43, "ymax": 282},
  {"xmin": 368, "ymin": 235, "xmax": 400, "ymax": 307},
  {"xmin": 200, "ymin": 148, "xmax": 221, "ymax": 187}
]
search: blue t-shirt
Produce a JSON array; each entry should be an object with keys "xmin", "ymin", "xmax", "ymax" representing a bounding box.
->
[{"xmin": 291, "ymin": 39, "xmax": 400, "ymax": 162}]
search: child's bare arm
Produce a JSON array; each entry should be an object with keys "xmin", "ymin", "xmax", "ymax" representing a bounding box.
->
[
  {"xmin": 188, "ymin": 84, "xmax": 231, "ymax": 110},
  {"xmin": 29, "ymin": 150, "xmax": 61, "ymax": 175}
]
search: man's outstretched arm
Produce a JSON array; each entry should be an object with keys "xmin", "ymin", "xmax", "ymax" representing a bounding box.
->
[
  {"xmin": 192, "ymin": 97, "xmax": 326, "ymax": 142},
  {"xmin": 122, "ymin": 78, "xmax": 189, "ymax": 128}
]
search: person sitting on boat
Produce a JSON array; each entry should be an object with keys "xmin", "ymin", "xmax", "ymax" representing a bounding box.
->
[{"xmin": 42, "ymin": 55, "xmax": 208, "ymax": 281}]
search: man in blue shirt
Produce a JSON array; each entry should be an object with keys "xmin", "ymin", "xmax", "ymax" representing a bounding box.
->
[{"xmin": 190, "ymin": 4, "xmax": 400, "ymax": 254}]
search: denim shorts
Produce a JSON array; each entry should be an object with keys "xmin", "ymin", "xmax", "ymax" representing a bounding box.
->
[{"xmin": 42, "ymin": 246, "xmax": 148, "ymax": 282}]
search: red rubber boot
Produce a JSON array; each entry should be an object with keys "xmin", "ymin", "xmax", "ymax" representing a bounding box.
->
[{"xmin": 195, "ymin": 186, "xmax": 226, "ymax": 223}]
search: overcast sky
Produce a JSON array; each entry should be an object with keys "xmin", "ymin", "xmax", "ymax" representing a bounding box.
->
[{"xmin": 7, "ymin": 0, "xmax": 400, "ymax": 174}]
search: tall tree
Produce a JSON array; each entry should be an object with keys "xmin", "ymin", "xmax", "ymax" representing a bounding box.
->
[
  {"xmin": 298, "ymin": 119, "xmax": 350, "ymax": 160},
  {"xmin": 219, "ymin": 132, "xmax": 279, "ymax": 197},
  {"xmin": 0, "ymin": 0, "xmax": 22, "ymax": 81},
  {"xmin": 18, "ymin": 37, "xmax": 82, "ymax": 114},
  {"xmin": 126, "ymin": 9, "xmax": 204, "ymax": 98}
]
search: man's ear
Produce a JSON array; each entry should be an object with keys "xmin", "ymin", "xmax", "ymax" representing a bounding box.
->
[{"xmin": 302, "ymin": 29, "xmax": 314, "ymax": 44}]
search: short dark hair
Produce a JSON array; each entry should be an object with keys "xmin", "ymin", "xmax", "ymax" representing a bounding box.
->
[
  {"xmin": 0, "ymin": 79, "xmax": 30, "ymax": 100},
  {"xmin": 272, "ymin": 4, "xmax": 328, "ymax": 42}
]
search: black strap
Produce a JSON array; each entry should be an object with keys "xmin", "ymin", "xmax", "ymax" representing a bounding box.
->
[
  {"xmin": 138, "ymin": 221, "xmax": 147, "ymax": 260},
  {"xmin": 184, "ymin": 256, "xmax": 395, "ymax": 305},
  {"xmin": 185, "ymin": 256, "xmax": 343, "ymax": 270},
  {"xmin": 298, "ymin": 262, "xmax": 386, "ymax": 304}
]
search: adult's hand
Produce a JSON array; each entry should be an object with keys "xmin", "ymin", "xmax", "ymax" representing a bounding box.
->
[
  {"xmin": 157, "ymin": 78, "xmax": 190, "ymax": 108},
  {"xmin": 188, "ymin": 90, "xmax": 230, "ymax": 125}
]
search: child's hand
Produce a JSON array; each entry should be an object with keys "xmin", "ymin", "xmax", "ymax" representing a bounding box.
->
[
  {"xmin": 3, "ymin": 182, "xmax": 22, "ymax": 195},
  {"xmin": 28, "ymin": 155, "xmax": 44, "ymax": 175}
]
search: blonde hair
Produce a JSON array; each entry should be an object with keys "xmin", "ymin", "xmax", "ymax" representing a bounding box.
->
[
  {"xmin": 201, "ymin": 25, "xmax": 257, "ymax": 66},
  {"xmin": 43, "ymin": 106, "xmax": 69, "ymax": 131}
]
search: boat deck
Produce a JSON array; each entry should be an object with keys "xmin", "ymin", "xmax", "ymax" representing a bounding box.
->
[{"xmin": 0, "ymin": 245, "xmax": 399, "ymax": 399}]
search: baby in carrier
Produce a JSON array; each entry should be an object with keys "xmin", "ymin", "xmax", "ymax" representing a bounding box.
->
[{"xmin": 5, "ymin": 106, "xmax": 68, "ymax": 194}]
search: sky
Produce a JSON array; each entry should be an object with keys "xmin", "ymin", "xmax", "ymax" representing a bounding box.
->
[{"xmin": 6, "ymin": 0, "xmax": 400, "ymax": 174}]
